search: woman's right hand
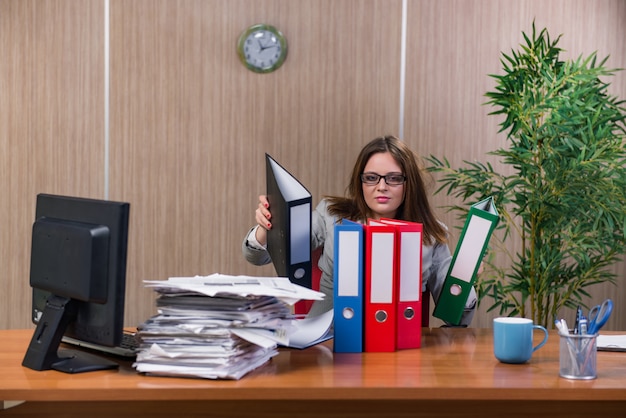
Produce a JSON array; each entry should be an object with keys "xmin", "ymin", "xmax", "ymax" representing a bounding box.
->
[{"xmin": 254, "ymin": 195, "xmax": 272, "ymax": 246}]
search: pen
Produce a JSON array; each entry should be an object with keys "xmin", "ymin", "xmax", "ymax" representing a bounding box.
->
[
  {"xmin": 579, "ymin": 316, "xmax": 588, "ymax": 335},
  {"xmin": 574, "ymin": 306, "xmax": 582, "ymax": 335},
  {"xmin": 554, "ymin": 319, "xmax": 564, "ymax": 335},
  {"xmin": 555, "ymin": 319, "xmax": 569, "ymax": 336}
]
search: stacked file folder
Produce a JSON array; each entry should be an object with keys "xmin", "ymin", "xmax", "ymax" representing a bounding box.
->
[
  {"xmin": 333, "ymin": 218, "xmax": 424, "ymax": 353},
  {"xmin": 333, "ymin": 197, "xmax": 498, "ymax": 352},
  {"xmin": 133, "ymin": 274, "xmax": 325, "ymax": 380}
]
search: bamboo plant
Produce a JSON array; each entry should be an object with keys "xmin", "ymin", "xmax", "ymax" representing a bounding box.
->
[{"xmin": 427, "ymin": 23, "xmax": 626, "ymax": 327}]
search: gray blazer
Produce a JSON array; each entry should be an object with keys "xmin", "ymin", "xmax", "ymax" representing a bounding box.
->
[{"xmin": 242, "ymin": 199, "xmax": 476, "ymax": 326}]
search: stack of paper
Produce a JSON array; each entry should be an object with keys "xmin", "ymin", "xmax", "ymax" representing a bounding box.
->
[{"xmin": 132, "ymin": 274, "xmax": 327, "ymax": 380}]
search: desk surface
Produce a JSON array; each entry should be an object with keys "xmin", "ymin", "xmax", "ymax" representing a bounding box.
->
[{"xmin": 2, "ymin": 328, "xmax": 626, "ymax": 417}]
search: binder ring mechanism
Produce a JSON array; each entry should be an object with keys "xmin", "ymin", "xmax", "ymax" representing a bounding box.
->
[{"xmin": 375, "ymin": 310, "xmax": 388, "ymax": 323}]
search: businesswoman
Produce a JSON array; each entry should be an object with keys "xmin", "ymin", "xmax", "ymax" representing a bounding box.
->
[{"xmin": 242, "ymin": 135, "xmax": 476, "ymax": 326}]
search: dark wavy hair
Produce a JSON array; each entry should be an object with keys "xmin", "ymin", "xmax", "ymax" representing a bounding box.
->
[{"xmin": 327, "ymin": 135, "xmax": 447, "ymax": 245}]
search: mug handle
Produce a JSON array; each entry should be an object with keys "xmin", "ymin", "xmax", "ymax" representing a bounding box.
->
[{"xmin": 532, "ymin": 325, "xmax": 549, "ymax": 352}]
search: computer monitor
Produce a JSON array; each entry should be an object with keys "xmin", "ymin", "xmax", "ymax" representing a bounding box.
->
[{"xmin": 22, "ymin": 193, "xmax": 130, "ymax": 373}]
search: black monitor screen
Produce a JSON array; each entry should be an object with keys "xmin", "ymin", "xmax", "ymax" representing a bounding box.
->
[{"xmin": 23, "ymin": 193, "xmax": 130, "ymax": 373}]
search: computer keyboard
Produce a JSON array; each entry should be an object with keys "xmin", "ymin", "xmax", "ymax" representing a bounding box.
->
[{"xmin": 62, "ymin": 331, "xmax": 140, "ymax": 359}]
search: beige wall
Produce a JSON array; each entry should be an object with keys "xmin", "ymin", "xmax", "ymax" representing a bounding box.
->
[
  {"xmin": 1, "ymin": 0, "xmax": 625, "ymax": 331},
  {"xmin": 404, "ymin": 0, "xmax": 626, "ymax": 328}
]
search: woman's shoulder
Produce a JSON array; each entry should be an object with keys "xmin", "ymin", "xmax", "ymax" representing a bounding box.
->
[
  {"xmin": 317, "ymin": 198, "xmax": 331, "ymax": 208},
  {"xmin": 312, "ymin": 198, "xmax": 328, "ymax": 213},
  {"xmin": 315, "ymin": 198, "xmax": 336, "ymax": 220}
]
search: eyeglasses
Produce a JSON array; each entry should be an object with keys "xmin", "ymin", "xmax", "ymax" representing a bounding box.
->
[{"xmin": 360, "ymin": 172, "xmax": 406, "ymax": 186}]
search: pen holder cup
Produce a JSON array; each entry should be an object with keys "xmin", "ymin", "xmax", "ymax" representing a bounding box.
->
[{"xmin": 559, "ymin": 333, "xmax": 597, "ymax": 380}]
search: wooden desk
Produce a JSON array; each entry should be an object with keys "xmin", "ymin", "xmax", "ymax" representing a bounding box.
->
[{"xmin": 1, "ymin": 328, "xmax": 625, "ymax": 417}]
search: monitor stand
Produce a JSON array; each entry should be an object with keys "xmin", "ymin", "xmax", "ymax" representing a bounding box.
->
[{"xmin": 22, "ymin": 294, "xmax": 119, "ymax": 373}]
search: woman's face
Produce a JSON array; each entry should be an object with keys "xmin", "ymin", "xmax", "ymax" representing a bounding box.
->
[{"xmin": 361, "ymin": 152, "xmax": 405, "ymax": 219}]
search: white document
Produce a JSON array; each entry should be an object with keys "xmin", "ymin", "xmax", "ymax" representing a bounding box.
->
[
  {"xmin": 597, "ymin": 334, "xmax": 626, "ymax": 351},
  {"xmin": 232, "ymin": 310, "xmax": 334, "ymax": 349},
  {"xmin": 144, "ymin": 274, "xmax": 324, "ymax": 305},
  {"xmin": 285, "ymin": 309, "xmax": 334, "ymax": 349},
  {"xmin": 232, "ymin": 328, "xmax": 290, "ymax": 348},
  {"xmin": 134, "ymin": 345, "xmax": 278, "ymax": 380}
]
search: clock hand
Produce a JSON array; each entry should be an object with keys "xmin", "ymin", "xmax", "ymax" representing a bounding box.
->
[{"xmin": 258, "ymin": 42, "xmax": 274, "ymax": 52}]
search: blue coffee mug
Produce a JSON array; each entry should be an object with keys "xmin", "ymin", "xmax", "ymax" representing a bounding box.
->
[{"xmin": 493, "ymin": 317, "xmax": 548, "ymax": 364}]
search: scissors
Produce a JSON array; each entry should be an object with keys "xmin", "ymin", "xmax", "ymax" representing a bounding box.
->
[{"xmin": 587, "ymin": 299, "xmax": 613, "ymax": 335}]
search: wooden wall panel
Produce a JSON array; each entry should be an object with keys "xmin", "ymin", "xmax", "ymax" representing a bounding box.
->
[
  {"xmin": 1, "ymin": 0, "xmax": 625, "ymax": 333},
  {"xmin": 404, "ymin": 0, "xmax": 626, "ymax": 328},
  {"xmin": 109, "ymin": 0, "xmax": 403, "ymax": 327},
  {"xmin": 0, "ymin": 0, "xmax": 103, "ymax": 329}
]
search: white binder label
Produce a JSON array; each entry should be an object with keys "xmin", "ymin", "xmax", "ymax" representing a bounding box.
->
[
  {"xmin": 337, "ymin": 230, "xmax": 360, "ymax": 297},
  {"xmin": 370, "ymin": 232, "xmax": 394, "ymax": 303},
  {"xmin": 450, "ymin": 215, "xmax": 491, "ymax": 283},
  {"xmin": 400, "ymin": 231, "xmax": 421, "ymax": 302},
  {"xmin": 290, "ymin": 203, "xmax": 311, "ymax": 264}
]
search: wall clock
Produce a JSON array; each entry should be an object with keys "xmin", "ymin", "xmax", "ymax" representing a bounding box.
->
[{"xmin": 237, "ymin": 24, "xmax": 288, "ymax": 73}]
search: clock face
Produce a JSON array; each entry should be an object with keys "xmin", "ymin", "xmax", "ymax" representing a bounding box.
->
[{"xmin": 237, "ymin": 24, "xmax": 287, "ymax": 73}]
